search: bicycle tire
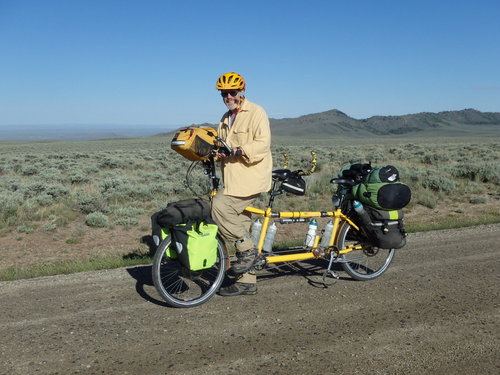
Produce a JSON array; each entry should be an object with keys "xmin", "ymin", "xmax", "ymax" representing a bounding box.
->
[
  {"xmin": 152, "ymin": 235, "xmax": 227, "ymax": 308},
  {"xmin": 337, "ymin": 222, "xmax": 395, "ymax": 281}
]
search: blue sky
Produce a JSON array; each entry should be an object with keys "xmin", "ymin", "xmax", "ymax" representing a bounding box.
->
[{"xmin": 0, "ymin": 0, "xmax": 499, "ymax": 128}]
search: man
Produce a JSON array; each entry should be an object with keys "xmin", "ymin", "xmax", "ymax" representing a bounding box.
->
[{"xmin": 211, "ymin": 72, "xmax": 273, "ymax": 296}]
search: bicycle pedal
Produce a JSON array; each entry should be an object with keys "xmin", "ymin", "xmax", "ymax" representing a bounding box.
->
[{"xmin": 253, "ymin": 256, "xmax": 267, "ymax": 270}]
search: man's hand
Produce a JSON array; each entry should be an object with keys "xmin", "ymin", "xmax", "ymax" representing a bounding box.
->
[{"xmin": 216, "ymin": 147, "xmax": 244, "ymax": 160}]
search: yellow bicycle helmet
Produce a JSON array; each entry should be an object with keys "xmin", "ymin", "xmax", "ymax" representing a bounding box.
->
[{"xmin": 216, "ymin": 72, "xmax": 245, "ymax": 90}]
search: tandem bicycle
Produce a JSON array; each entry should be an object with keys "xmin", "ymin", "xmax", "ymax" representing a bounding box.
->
[{"xmin": 151, "ymin": 134, "xmax": 402, "ymax": 308}]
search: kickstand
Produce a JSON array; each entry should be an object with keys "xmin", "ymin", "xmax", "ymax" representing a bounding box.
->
[
  {"xmin": 322, "ymin": 251, "xmax": 339, "ymax": 287},
  {"xmin": 322, "ymin": 269, "xmax": 339, "ymax": 287}
]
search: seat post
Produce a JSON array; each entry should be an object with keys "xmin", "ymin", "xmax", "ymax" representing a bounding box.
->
[{"xmin": 267, "ymin": 179, "xmax": 282, "ymax": 209}]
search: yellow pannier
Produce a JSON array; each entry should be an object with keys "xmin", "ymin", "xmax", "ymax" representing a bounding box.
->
[{"xmin": 170, "ymin": 126, "xmax": 218, "ymax": 161}]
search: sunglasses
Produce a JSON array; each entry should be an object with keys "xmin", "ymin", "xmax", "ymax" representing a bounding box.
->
[{"xmin": 220, "ymin": 91, "xmax": 240, "ymax": 98}]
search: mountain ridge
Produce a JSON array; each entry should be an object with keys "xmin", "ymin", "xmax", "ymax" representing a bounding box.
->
[
  {"xmin": 1, "ymin": 108, "xmax": 498, "ymax": 142},
  {"xmin": 268, "ymin": 108, "xmax": 500, "ymax": 137}
]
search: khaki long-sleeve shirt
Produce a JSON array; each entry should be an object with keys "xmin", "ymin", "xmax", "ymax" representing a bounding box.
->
[{"xmin": 217, "ymin": 99, "xmax": 273, "ymax": 197}]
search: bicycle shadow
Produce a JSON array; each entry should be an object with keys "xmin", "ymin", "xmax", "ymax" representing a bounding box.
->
[
  {"xmin": 128, "ymin": 236, "xmax": 354, "ymax": 305},
  {"xmin": 255, "ymin": 257, "xmax": 354, "ymax": 289},
  {"xmin": 125, "ymin": 235, "xmax": 171, "ymax": 307}
]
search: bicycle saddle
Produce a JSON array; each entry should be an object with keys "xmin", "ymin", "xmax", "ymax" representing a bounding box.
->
[
  {"xmin": 330, "ymin": 177, "xmax": 357, "ymax": 186},
  {"xmin": 272, "ymin": 169, "xmax": 291, "ymax": 181}
]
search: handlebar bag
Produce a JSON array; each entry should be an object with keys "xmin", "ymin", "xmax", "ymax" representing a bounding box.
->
[{"xmin": 171, "ymin": 126, "xmax": 218, "ymax": 161}]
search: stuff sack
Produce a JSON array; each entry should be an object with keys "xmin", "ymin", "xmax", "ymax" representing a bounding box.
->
[
  {"xmin": 170, "ymin": 222, "xmax": 219, "ymax": 271},
  {"xmin": 171, "ymin": 126, "xmax": 218, "ymax": 161},
  {"xmin": 365, "ymin": 165, "xmax": 400, "ymax": 183},
  {"xmin": 339, "ymin": 162, "xmax": 372, "ymax": 183},
  {"xmin": 350, "ymin": 165, "xmax": 411, "ymax": 210},
  {"xmin": 354, "ymin": 182, "xmax": 411, "ymax": 210},
  {"xmin": 361, "ymin": 206, "xmax": 407, "ymax": 249},
  {"xmin": 156, "ymin": 198, "xmax": 212, "ymax": 227}
]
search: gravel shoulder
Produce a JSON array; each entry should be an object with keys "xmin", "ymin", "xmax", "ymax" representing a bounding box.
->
[{"xmin": 1, "ymin": 224, "xmax": 499, "ymax": 375}]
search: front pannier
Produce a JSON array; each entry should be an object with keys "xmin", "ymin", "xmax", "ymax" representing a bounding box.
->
[
  {"xmin": 151, "ymin": 198, "xmax": 219, "ymax": 271},
  {"xmin": 171, "ymin": 126, "xmax": 218, "ymax": 161}
]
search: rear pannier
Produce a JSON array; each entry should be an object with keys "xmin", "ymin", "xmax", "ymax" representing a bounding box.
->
[{"xmin": 362, "ymin": 206, "xmax": 407, "ymax": 249}]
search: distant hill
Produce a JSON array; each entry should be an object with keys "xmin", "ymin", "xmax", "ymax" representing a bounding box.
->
[
  {"xmin": 1, "ymin": 109, "xmax": 498, "ymax": 142},
  {"xmin": 269, "ymin": 109, "xmax": 500, "ymax": 137}
]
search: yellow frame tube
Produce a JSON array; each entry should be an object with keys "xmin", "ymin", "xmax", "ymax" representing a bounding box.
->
[
  {"xmin": 244, "ymin": 205, "xmax": 360, "ymax": 256},
  {"xmin": 265, "ymin": 252, "xmax": 316, "ymax": 263}
]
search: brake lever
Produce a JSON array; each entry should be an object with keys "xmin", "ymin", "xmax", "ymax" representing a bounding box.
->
[{"xmin": 215, "ymin": 136, "xmax": 232, "ymax": 156}]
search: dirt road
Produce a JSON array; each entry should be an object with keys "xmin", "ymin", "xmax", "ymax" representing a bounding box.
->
[{"xmin": 1, "ymin": 224, "xmax": 499, "ymax": 375}]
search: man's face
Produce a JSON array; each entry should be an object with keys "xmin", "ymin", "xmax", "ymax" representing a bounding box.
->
[{"xmin": 220, "ymin": 90, "xmax": 243, "ymax": 111}]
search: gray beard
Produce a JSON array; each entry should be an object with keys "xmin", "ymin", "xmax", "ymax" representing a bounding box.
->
[{"xmin": 225, "ymin": 102, "xmax": 238, "ymax": 111}]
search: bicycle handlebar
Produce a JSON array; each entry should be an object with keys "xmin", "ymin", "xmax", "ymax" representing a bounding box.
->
[{"xmin": 280, "ymin": 151, "xmax": 317, "ymax": 176}]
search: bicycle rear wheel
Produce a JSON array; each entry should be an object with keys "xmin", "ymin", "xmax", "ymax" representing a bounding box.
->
[
  {"xmin": 336, "ymin": 222, "xmax": 395, "ymax": 281},
  {"xmin": 152, "ymin": 235, "xmax": 227, "ymax": 308}
]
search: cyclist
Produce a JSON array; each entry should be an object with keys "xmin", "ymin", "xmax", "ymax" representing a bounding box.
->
[{"xmin": 211, "ymin": 72, "xmax": 273, "ymax": 296}]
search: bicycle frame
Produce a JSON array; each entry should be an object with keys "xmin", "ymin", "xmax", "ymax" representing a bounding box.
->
[{"xmin": 245, "ymin": 206, "xmax": 360, "ymax": 264}]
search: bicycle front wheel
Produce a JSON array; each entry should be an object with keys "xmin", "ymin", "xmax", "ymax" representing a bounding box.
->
[
  {"xmin": 337, "ymin": 222, "xmax": 395, "ymax": 281},
  {"xmin": 152, "ymin": 235, "xmax": 227, "ymax": 308}
]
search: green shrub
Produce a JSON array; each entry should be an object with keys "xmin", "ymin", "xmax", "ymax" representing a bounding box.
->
[
  {"xmin": 17, "ymin": 223, "xmax": 35, "ymax": 233},
  {"xmin": 422, "ymin": 176, "xmax": 457, "ymax": 193},
  {"xmin": 416, "ymin": 193, "xmax": 438, "ymax": 209},
  {"xmin": 21, "ymin": 164, "xmax": 39, "ymax": 176},
  {"xmin": 99, "ymin": 177, "xmax": 127, "ymax": 194},
  {"xmin": 22, "ymin": 182, "xmax": 49, "ymax": 198},
  {"xmin": 469, "ymin": 196, "xmax": 487, "ymax": 204},
  {"xmin": 35, "ymin": 194, "xmax": 54, "ymax": 206},
  {"xmin": 452, "ymin": 162, "xmax": 500, "ymax": 184},
  {"xmin": 67, "ymin": 170, "xmax": 90, "ymax": 184},
  {"xmin": 85, "ymin": 212, "xmax": 109, "ymax": 228},
  {"xmin": 0, "ymin": 192, "xmax": 22, "ymax": 220},
  {"xmin": 76, "ymin": 192, "xmax": 109, "ymax": 214},
  {"xmin": 420, "ymin": 152, "xmax": 450, "ymax": 165},
  {"xmin": 39, "ymin": 168, "xmax": 62, "ymax": 182}
]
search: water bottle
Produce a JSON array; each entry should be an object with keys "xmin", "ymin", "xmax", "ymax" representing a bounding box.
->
[
  {"xmin": 353, "ymin": 200, "xmax": 372, "ymax": 226},
  {"xmin": 319, "ymin": 220, "xmax": 334, "ymax": 248},
  {"xmin": 263, "ymin": 222, "xmax": 277, "ymax": 253},
  {"xmin": 304, "ymin": 219, "xmax": 318, "ymax": 247},
  {"xmin": 250, "ymin": 219, "xmax": 262, "ymax": 246}
]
